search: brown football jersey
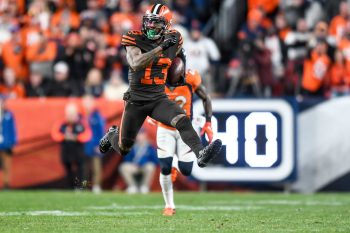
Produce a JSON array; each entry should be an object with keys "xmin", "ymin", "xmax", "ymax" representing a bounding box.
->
[{"xmin": 121, "ymin": 29, "xmax": 183, "ymax": 102}]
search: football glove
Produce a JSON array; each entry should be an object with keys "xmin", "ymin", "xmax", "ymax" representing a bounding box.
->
[
  {"xmin": 200, "ymin": 122, "xmax": 213, "ymax": 143},
  {"xmin": 160, "ymin": 35, "xmax": 178, "ymax": 50}
]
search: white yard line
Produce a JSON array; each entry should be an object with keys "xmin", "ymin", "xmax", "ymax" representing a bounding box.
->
[
  {"xmin": 87, "ymin": 204, "xmax": 261, "ymax": 211},
  {"xmin": 1, "ymin": 199, "xmax": 343, "ymax": 217},
  {"xmin": 0, "ymin": 210, "xmax": 151, "ymax": 217},
  {"xmin": 207, "ymin": 200, "xmax": 345, "ymax": 206}
]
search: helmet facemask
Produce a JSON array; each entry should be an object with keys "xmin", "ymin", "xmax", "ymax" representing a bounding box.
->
[{"xmin": 142, "ymin": 15, "xmax": 168, "ymax": 40}]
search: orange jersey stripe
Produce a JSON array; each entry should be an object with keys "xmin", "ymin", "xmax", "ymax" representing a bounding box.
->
[
  {"xmin": 121, "ymin": 39, "xmax": 137, "ymax": 45},
  {"xmin": 122, "ymin": 35, "xmax": 136, "ymax": 41}
]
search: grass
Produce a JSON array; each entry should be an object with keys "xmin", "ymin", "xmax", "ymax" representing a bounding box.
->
[{"xmin": 0, "ymin": 191, "xmax": 349, "ymax": 233}]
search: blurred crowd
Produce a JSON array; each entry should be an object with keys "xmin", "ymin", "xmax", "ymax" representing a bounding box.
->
[
  {"xmin": 223, "ymin": 0, "xmax": 350, "ymax": 99},
  {"xmin": 0, "ymin": 0, "xmax": 350, "ymax": 100},
  {"xmin": 0, "ymin": 0, "xmax": 220, "ymax": 99}
]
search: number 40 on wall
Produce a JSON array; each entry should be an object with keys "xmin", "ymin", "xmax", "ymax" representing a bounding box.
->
[{"xmin": 209, "ymin": 112, "xmax": 278, "ymax": 168}]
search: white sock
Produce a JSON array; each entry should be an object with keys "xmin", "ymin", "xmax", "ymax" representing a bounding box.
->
[{"xmin": 159, "ymin": 173, "xmax": 175, "ymax": 209}]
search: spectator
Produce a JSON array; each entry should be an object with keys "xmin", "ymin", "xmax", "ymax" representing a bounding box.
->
[
  {"xmin": 21, "ymin": 12, "xmax": 43, "ymax": 47},
  {"xmin": 25, "ymin": 70, "xmax": 50, "ymax": 97},
  {"xmin": 172, "ymin": 0, "xmax": 195, "ymax": 28},
  {"xmin": 337, "ymin": 23, "xmax": 350, "ymax": 71},
  {"xmin": 275, "ymin": 12, "xmax": 291, "ymax": 41},
  {"xmin": 27, "ymin": 0, "xmax": 51, "ymax": 31},
  {"xmin": 0, "ymin": 97, "xmax": 17, "ymax": 190},
  {"xmin": 103, "ymin": 69, "xmax": 129, "ymax": 100},
  {"xmin": 80, "ymin": 0, "xmax": 108, "ymax": 32},
  {"xmin": 0, "ymin": 9, "xmax": 14, "ymax": 45},
  {"xmin": 284, "ymin": 18, "xmax": 311, "ymax": 95},
  {"xmin": 309, "ymin": 21, "xmax": 336, "ymax": 55},
  {"xmin": 84, "ymin": 68, "xmax": 104, "ymax": 97},
  {"xmin": 1, "ymin": 29, "xmax": 28, "ymax": 81},
  {"xmin": 280, "ymin": 0, "xmax": 306, "ymax": 29},
  {"xmin": 119, "ymin": 129, "xmax": 157, "ymax": 194},
  {"xmin": 48, "ymin": 62, "xmax": 80, "ymax": 97},
  {"xmin": 329, "ymin": 1, "xmax": 349, "ymax": 43},
  {"xmin": 51, "ymin": 0, "xmax": 80, "ymax": 38},
  {"xmin": 171, "ymin": 10, "xmax": 190, "ymax": 40},
  {"xmin": 238, "ymin": 8, "xmax": 265, "ymax": 41},
  {"xmin": 285, "ymin": 18, "xmax": 311, "ymax": 62},
  {"xmin": 78, "ymin": 26, "xmax": 106, "ymax": 78},
  {"xmin": 248, "ymin": 0, "xmax": 279, "ymax": 15},
  {"xmin": 62, "ymin": 32, "xmax": 86, "ymax": 82},
  {"xmin": 254, "ymin": 38, "xmax": 274, "ymax": 96},
  {"xmin": 51, "ymin": 103, "xmax": 92, "ymax": 189},
  {"xmin": 304, "ymin": 0, "xmax": 324, "ymax": 29},
  {"xmin": 265, "ymin": 27, "xmax": 284, "ymax": 81},
  {"xmin": 328, "ymin": 49, "xmax": 350, "ymax": 97},
  {"xmin": 302, "ymin": 39, "xmax": 331, "ymax": 96},
  {"xmin": 83, "ymin": 95, "xmax": 105, "ymax": 194},
  {"xmin": 110, "ymin": 0, "xmax": 140, "ymax": 34},
  {"xmin": 183, "ymin": 20, "xmax": 221, "ymax": 93},
  {"xmin": 26, "ymin": 33, "xmax": 57, "ymax": 78},
  {"xmin": 0, "ymin": 68, "xmax": 25, "ymax": 98},
  {"xmin": 226, "ymin": 40, "xmax": 262, "ymax": 97}
]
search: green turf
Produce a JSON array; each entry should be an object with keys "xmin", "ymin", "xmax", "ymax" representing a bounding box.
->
[{"xmin": 0, "ymin": 191, "xmax": 349, "ymax": 233}]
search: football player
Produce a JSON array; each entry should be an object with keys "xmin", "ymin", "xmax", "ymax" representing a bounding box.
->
[
  {"xmin": 157, "ymin": 59, "xmax": 213, "ymax": 216},
  {"xmin": 99, "ymin": 4, "xmax": 221, "ymax": 169}
]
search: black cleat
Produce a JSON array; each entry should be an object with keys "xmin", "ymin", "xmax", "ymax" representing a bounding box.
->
[
  {"xmin": 197, "ymin": 139, "xmax": 222, "ymax": 168},
  {"xmin": 99, "ymin": 126, "xmax": 118, "ymax": 153}
]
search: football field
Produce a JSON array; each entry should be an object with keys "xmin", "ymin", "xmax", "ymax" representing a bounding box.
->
[{"xmin": 0, "ymin": 191, "xmax": 349, "ymax": 233}]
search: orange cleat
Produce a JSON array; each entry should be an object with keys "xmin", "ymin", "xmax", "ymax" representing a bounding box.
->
[
  {"xmin": 171, "ymin": 167, "xmax": 178, "ymax": 183},
  {"xmin": 162, "ymin": 208, "xmax": 176, "ymax": 216}
]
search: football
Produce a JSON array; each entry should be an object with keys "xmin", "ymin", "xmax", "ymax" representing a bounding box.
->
[{"xmin": 167, "ymin": 57, "xmax": 185, "ymax": 85}]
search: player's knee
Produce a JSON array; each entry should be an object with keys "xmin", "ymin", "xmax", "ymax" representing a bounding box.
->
[
  {"xmin": 119, "ymin": 138, "xmax": 134, "ymax": 156},
  {"xmin": 159, "ymin": 157, "xmax": 173, "ymax": 175},
  {"xmin": 178, "ymin": 161, "xmax": 193, "ymax": 176},
  {"xmin": 172, "ymin": 114, "xmax": 190, "ymax": 130}
]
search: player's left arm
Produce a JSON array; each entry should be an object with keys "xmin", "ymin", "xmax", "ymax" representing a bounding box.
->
[{"xmin": 195, "ymin": 85, "xmax": 213, "ymax": 143}]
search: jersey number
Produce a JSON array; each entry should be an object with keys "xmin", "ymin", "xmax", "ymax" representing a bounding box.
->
[
  {"xmin": 141, "ymin": 58, "xmax": 172, "ymax": 85},
  {"xmin": 175, "ymin": 95, "xmax": 187, "ymax": 113}
]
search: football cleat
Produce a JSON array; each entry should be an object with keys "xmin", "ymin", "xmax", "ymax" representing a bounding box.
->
[
  {"xmin": 197, "ymin": 139, "xmax": 222, "ymax": 168},
  {"xmin": 162, "ymin": 208, "xmax": 176, "ymax": 216},
  {"xmin": 99, "ymin": 125, "xmax": 118, "ymax": 153}
]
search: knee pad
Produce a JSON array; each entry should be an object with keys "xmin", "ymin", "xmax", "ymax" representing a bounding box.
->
[
  {"xmin": 173, "ymin": 115, "xmax": 191, "ymax": 131},
  {"xmin": 178, "ymin": 161, "xmax": 193, "ymax": 176},
  {"xmin": 119, "ymin": 138, "xmax": 134, "ymax": 156},
  {"xmin": 159, "ymin": 157, "xmax": 173, "ymax": 175}
]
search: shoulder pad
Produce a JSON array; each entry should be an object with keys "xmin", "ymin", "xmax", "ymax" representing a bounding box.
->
[{"xmin": 121, "ymin": 31, "xmax": 142, "ymax": 46}]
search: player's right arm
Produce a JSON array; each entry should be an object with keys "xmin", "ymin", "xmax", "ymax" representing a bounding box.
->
[
  {"xmin": 125, "ymin": 46, "xmax": 162, "ymax": 71},
  {"xmin": 123, "ymin": 32, "xmax": 178, "ymax": 71}
]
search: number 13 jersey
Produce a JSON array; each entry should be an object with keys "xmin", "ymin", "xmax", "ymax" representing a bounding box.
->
[{"xmin": 121, "ymin": 29, "xmax": 183, "ymax": 102}]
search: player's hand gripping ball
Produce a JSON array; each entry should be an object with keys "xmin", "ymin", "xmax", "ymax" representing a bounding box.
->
[
  {"xmin": 160, "ymin": 35, "xmax": 178, "ymax": 50},
  {"xmin": 167, "ymin": 57, "xmax": 185, "ymax": 86}
]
